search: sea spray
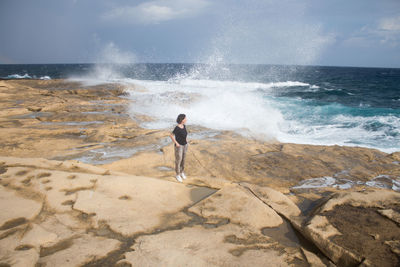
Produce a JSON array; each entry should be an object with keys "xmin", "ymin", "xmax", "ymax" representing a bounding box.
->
[{"xmin": 69, "ymin": 42, "xmax": 138, "ymax": 85}]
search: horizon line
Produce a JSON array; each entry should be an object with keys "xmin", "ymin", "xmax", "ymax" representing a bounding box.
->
[{"xmin": 0, "ymin": 62, "xmax": 399, "ymax": 70}]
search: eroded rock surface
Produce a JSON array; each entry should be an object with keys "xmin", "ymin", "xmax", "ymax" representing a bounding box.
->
[
  {"xmin": 296, "ymin": 190, "xmax": 400, "ymax": 267},
  {"xmin": 0, "ymin": 185, "xmax": 42, "ymax": 230},
  {"xmin": 189, "ymin": 184, "xmax": 283, "ymax": 229},
  {"xmin": 73, "ymin": 175, "xmax": 195, "ymax": 236},
  {"xmin": 122, "ymin": 225, "xmax": 294, "ymax": 267}
]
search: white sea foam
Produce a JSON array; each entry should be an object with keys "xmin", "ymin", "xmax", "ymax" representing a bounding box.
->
[
  {"xmin": 7, "ymin": 73, "xmax": 32, "ymax": 79},
  {"xmin": 169, "ymin": 79, "xmax": 309, "ymax": 90},
  {"xmin": 276, "ymin": 109, "xmax": 400, "ymax": 153},
  {"xmin": 123, "ymin": 78, "xmax": 286, "ymax": 139},
  {"xmin": 4, "ymin": 74, "xmax": 51, "ymax": 80}
]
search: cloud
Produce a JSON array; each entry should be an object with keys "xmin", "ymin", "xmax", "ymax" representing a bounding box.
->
[
  {"xmin": 343, "ymin": 15, "xmax": 400, "ymax": 48},
  {"xmin": 378, "ymin": 16, "xmax": 400, "ymax": 31},
  {"xmin": 102, "ymin": 0, "xmax": 210, "ymax": 25}
]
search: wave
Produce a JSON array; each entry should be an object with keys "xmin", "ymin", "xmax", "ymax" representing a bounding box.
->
[
  {"xmin": 170, "ymin": 78, "xmax": 310, "ymax": 89},
  {"xmin": 3, "ymin": 74, "xmax": 51, "ymax": 80},
  {"xmin": 124, "ymin": 78, "xmax": 285, "ymax": 139},
  {"xmin": 6, "ymin": 74, "xmax": 32, "ymax": 79},
  {"xmin": 274, "ymin": 100, "xmax": 400, "ymax": 153}
]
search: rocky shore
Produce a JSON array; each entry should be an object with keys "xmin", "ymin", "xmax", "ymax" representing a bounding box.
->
[{"xmin": 0, "ymin": 79, "xmax": 399, "ymax": 266}]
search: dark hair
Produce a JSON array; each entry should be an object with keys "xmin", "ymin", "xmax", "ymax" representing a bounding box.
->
[{"xmin": 176, "ymin": 114, "xmax": 186, "ymax": 124}]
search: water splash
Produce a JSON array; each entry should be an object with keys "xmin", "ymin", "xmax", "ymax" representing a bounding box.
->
[{"xmin": 69, "ymin": 42, "xmax": 136, "ymax": 85}]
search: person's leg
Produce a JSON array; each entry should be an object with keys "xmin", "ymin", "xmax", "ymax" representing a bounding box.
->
[
  {"xmin": 180, "ymin": 144, "xmax": 188, "ymax": 174},
  {"xmin": 175, "ymin": 145, "xmax": 183, "ymax": 175}
]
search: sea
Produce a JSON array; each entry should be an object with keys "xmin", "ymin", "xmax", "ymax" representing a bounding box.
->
[{"xmin": 1, "ymin": 63, "xmax": 399, "ymax": 153}]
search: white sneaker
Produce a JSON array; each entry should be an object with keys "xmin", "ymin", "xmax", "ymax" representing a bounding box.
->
[
  {"xmin": 180, "ymin": 172, "xmax": 187, "ymax": 180},
  {"xmin": 175, "ymin": 175, "xmax": 183, "ymax": 183}
]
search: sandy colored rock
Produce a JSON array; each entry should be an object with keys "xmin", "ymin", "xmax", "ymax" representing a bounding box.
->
[
  {"xmin": 0, "ymin": 249, "xmax": 39, "ymax": 267},
  {"xmin": 37, "ymin": 234, "xmax": 121, "ymax": 267},
  {"xmin": 123, "ymin": 224, "xmax": 293, "ymax": 267},
  {"xmin": 240, "ymin": 182, "xmax": 301, "ymax": 219},
  {"xmin": 306, "ymin": 215, "xmax": 342, "ymax": 240},
  {"xmin": 54, "ymin": 213, "xmax": 83, "ymax": 229},
  {"xmin": 0, "ymin": 166, "xmax": 97, "ymax": 212},
  {"xmin": 20, "ymin": 223, "xmax": 58, "ymax": 248},
  {"xmin": 0, "ymin": 230, "xmax": 40, "ymax": 267},
  {"xmin": 319, "ymin": 190, "xmax": 400, "ymax": 212},
  {"xmin": 73, "ymin": 175, "xmax": 195, "ymax": 236},
  {"xmin": 0, "ymin": 185, "xmax": 42, "ymax": 229},
  {"xmin": 301, "ymin": 248, "xmax": 329, "ymax": 267},
  {"xmin": 189, "ymin": 184, "xmax": 283, "ymax": 230},
  {"xmin": 0, "ymin": 156, "xmax": 114, "ymax": 176},
  {"xmin": 36, "ymin": 216, "xmax": 86, "ymax": 250}
]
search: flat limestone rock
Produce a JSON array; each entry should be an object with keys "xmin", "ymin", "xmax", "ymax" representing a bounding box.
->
[
  {"xmin": 0, "ymin": 230, "xmax": 39, "ymax": 267},
  {"xmin": 0, "ymin": 156, "xmax": 112, "ymax": 176},
  {"xmin": 0, "ymin": 249, "xmax": 39, "ymax": 267},
  {"xmin": 73, "ymin": 175, "xmax": 195, "ymax": 236},
  {"xmin": 37, "ymin": 234, "xmax": 121, "ymax": 267},
  {"xmin": 319, "ymin": 190, "xmax": 400, "ymax": 212},
  {"xmin": 240, "ymin": 182, "xmax": 301, "ymax": 219},
  {"xmin": 189, "ymin": 184, "xmax": 283, "ymax": 230},
  {"xmin": 0, "ymin": 185, "xmax": 42, "ymax": 229},
  {"xmin": 20, "ymin": 223, "xmax": 58, "ymax": 248},
  {"xmin": 1, "ymin": 167, "xmax": 97, "ymax": 213},
  {"xmin": 36, "ymin": 216, "xmax": 86, "ymax": 250},
  {"xmin": 54, "ymin": 213, "xmax": 83, "ymax": 229},
  {"xmin": 123, "ymin": 224, "xmax": 292, "ymax": 267}
]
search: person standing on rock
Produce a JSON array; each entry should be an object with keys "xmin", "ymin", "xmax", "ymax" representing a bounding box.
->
[{"xmin": 170, "ymin": 114, "xmax": 188, "ymax": 183}]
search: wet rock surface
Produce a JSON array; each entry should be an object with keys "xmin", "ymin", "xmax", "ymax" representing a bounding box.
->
[{"xmin": 0, "ymin": 79, "xmax": 399, "ymax": 266}]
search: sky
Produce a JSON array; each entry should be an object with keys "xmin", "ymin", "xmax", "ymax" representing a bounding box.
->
[{"xmin": 0, "ymin": 0, "xmax": 400, "ymax": 68}]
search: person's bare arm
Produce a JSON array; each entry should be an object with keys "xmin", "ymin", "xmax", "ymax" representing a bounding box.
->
[{"xmin": 170, "ymin": 133, "xmax": 180, "ymax": 147}]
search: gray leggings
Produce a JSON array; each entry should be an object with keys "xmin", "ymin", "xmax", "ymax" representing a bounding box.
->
[{"xmin": 174, "ymin": 144, "xmax": 188, "ymax": 175}]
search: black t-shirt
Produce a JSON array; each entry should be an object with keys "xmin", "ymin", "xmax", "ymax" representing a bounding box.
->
[{"xmin": 172, "ymin": 125, "xmax": 187, "ymax": 145}]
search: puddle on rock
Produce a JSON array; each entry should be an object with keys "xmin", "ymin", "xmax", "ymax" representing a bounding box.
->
[
  {"xmin": 261, "ymin": 219, "xmax": 300, "ymax": 248},
  {"xmin": 156, "ymin": 166, "xmax": 173, "ymax": 172},
  {"xmin": 189, "ymin": 186, "xmax": 217, "ymax": 204},
  {"xmin": 296, "ymin": 192, "xmax": 334, "ymax": 217},
  {"xmin": 40, "ymin": 121, "xmax": 104, "ymax": 126},
  {"xmin": 10, "ymin": 111, "xmax": 53, "ymax": 119},
  {"xmin": 291, "ymin": 175, "xmax": 400, "ymax": 193},
  {"xmin": 70, "ymin": 137, "xmax": 171, "ymax": 165},
  {"xmin": 262, "ymin": 217, "xmax": 329, "ymax": 263}
]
